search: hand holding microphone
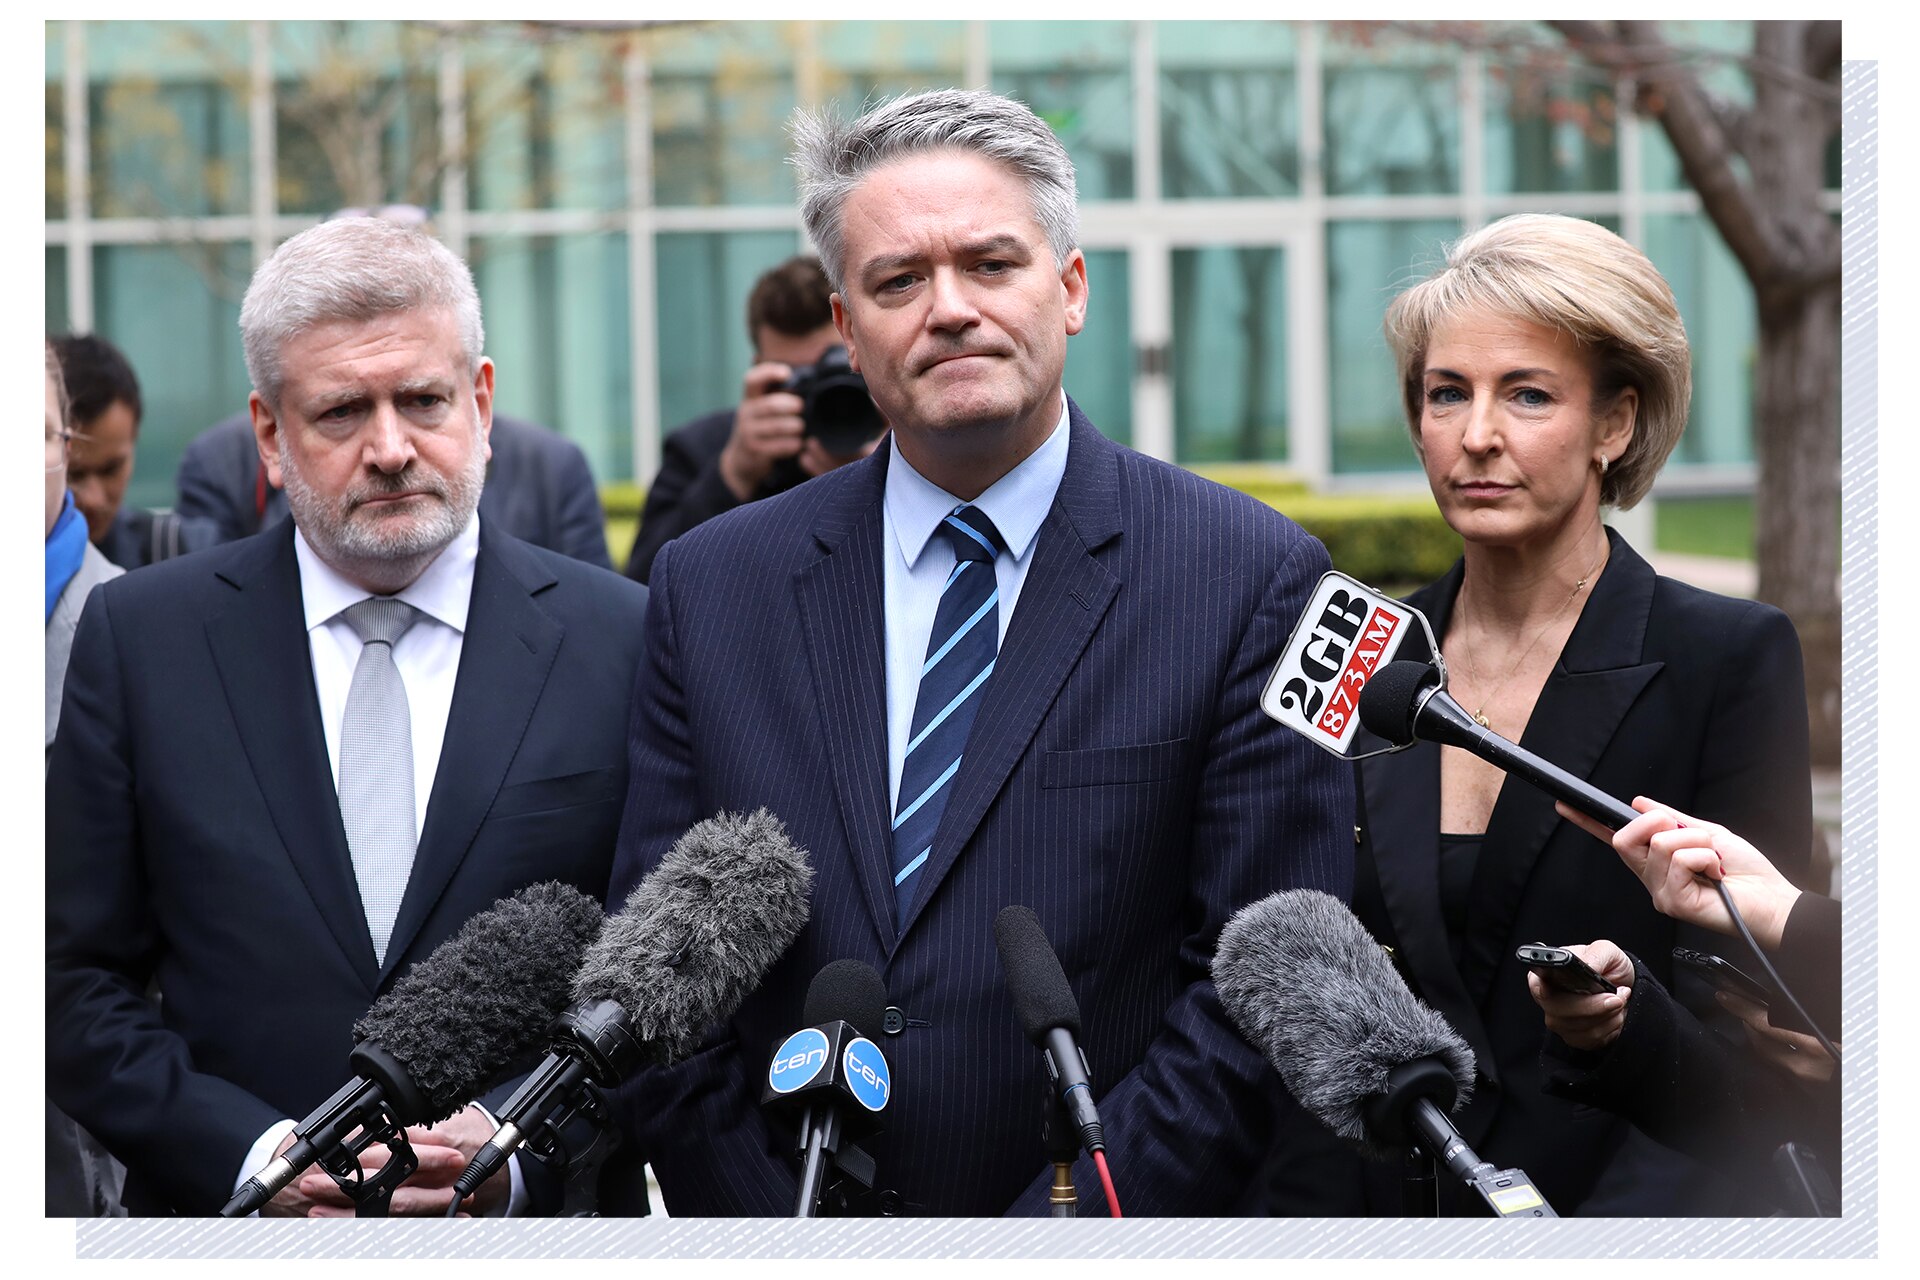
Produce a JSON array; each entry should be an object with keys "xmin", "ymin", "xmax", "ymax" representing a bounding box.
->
[
  {"xmin": 223, "ymin": 881, "xmax": 605, "ymax": 1218},
  {"xmin": 1557, "ymin": 796, "xmax": 1804, "ymax": 950}
]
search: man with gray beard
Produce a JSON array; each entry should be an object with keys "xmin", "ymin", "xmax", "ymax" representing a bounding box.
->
[{"xmin": 46, "ymin": 218, "xmax": 649, "ymax": 1217}]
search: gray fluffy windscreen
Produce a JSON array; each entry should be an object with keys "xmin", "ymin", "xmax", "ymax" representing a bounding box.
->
[
  {"xmin": 353, "ymin": 881, "xmax": 606, "ymax": 1120},
  {"xmin": 1213, "ymin": 888, "xmax": 1475, "ymax": 1160},
  {"xmin": 573, "ymin": 808, "xmax": 813, "ymax": 1065}
]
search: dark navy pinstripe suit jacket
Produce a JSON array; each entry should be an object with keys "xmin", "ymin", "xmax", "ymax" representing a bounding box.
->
[{"xmin": 606, "ymin": 402, "xmax": 1355, "ymax": 1216}]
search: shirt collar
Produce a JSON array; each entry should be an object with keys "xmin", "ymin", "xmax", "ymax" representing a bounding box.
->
[
  {"xmin": 885, "ymin": 396, "xmax": 1071, "ymax": 570},
  {"xmin": 295, "ymin": 511, "xmax": 480, "ymax": 635}
]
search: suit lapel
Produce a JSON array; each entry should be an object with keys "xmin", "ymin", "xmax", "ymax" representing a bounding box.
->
[
  {"xmin": 794, "ymin": 454, "xmax": 900, "ymax": 953},
  {"xmin": 204, "ymin": 524, "xmax": 380, "ymax": 987},
  {"xmin": 1458, "ymin": 530, "xmax": 1664, "ymax": 1002},
  {"xmin": 895, "ymin": 407, "xmax": 1123, "ymax": 941},
  {"xmin": 381, "ymin": 526, "xmax": 563, "ymax": 979}
]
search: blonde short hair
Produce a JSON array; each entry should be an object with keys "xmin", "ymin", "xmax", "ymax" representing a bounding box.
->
[{"xmin": 1383, "ymin": 214, "xmax": 1690, "ymax": 510}]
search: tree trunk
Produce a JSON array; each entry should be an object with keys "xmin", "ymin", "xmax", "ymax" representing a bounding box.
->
[
  {"xmin": 1743, "ymin": 21, "xmax": 1843, "ymax": 768},
  {"xmin": 1753, "ymin": 280, "xmax": 1843, "ymax": 765}
]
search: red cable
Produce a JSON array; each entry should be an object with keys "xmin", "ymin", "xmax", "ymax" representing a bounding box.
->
[{"xmin": 1091, "ymin": 1148, "xmax": 1123, "ymax": 1218}]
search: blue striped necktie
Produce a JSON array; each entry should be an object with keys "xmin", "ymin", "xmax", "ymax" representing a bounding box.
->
[{"xmin": 892, "ymin": 504, "xmax": 1006, "ymax": 919}]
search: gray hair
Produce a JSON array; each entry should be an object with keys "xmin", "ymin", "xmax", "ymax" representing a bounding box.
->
[
  {"xmin": 790, "ymin": 88, "xmax": 1080, "ymax": 296},
  {"xmin": 239, "ymin": 217, "xmax": 485, "ymax": 410},
  {"xmin": 1383, "ymin": 213, "xmax": 1690, "ymax": 511}
]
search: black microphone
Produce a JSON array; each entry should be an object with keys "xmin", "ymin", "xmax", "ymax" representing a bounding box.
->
[
  {"xmin": 762, "ymin": 959, "xmax": 892, "ymax": 1217},
  {"xmin": 1214, "ymin": 889, "xmax": 1557, "ymax": 1218},
  {"xmin": 1358, "ymin": 659, "xmax": 1638, "ymax": 828},
  {"xmin": 993, "ymin": 905, "xmax": 1104, "ymax": 1156},
  {"xmin": 220, "ymin": 881, "xmax": 604, "ymax": 1217},
  {"xmin": 450, "ymin": 809, "xmax": 815, "ymax": 1205}
]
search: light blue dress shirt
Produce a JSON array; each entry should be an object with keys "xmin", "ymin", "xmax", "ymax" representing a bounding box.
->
[{"xmin": 882, "ymin": 398, "xmax": 1071, "ymax": 812}]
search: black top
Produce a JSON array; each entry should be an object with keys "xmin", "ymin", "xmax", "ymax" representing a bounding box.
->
[{"xmin": 1436, "ymin": 832, "xmax": 1483, "ymax": 965}]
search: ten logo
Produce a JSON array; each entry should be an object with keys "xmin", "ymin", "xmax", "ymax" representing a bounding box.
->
[
  {"xmin": 767, "ymin": 1028, "xmax": 831, "ymax": 1094},
  {"xmin": 842, "ymin": 1037, "xmax": 891, "ymax": 1112}
]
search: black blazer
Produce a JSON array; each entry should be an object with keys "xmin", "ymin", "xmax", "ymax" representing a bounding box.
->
[
  {"xmin": 604, "ymin": 402, "xmax": 1355, "ymax": 1216},
  {"xmin": 621, "ymin": 408, "xmax": 810, "ymax": 584},
  {"xmin": 1275, "ymin": 528, "xmax": 1812, "ymax": 1216},
  {"xmin": 45, "ymin": 520, "xmax": 648, "ymax": 1214}
]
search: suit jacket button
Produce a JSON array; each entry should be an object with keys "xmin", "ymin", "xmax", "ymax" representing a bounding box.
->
[
  {"xmin": 882, "ymin": 1006, "xmax": 906, "ymax": 1035},
  {"xmin": 878, "ymin": 1189, "xmax": 902, "ymax": 1216}
]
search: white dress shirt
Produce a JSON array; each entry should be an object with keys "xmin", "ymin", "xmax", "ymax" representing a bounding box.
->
[
  {"xmin": 237, "ymin": 514, "xmax": 523, "ymax": 1215},
  {"xmin": 296, "ymin": 512, "xmax": 477, "ymax": 835},
  {"xmin": 883, "ymin": 397, "xmax": 1071, "ymax": 811}
]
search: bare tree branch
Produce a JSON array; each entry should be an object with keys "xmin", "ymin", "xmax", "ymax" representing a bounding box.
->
[{"xmin": 1551, "ymin": 19, "xmax": 1780, "ymax": 286}]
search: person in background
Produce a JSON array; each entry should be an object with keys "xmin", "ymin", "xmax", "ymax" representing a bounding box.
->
[
  {"xmin": 623, "ymin": 254, "xmax": 881, "ymax": 584},
  {"xmin": 51, "ymin": 333, "xmax": 220, "ymax": 571},
  {"xmin": 1273, "ymin": 213, "xmax": 1813, "ymax": 1217},
  {"xmin": 45, "ymin": 339, "xmax": 128, "ymax": 1217},
  {"xmin": 1529, "ymin": 798, "xmax": 1839, "ymax": 1211}
]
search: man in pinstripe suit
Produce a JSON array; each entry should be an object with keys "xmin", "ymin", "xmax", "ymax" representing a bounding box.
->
[{"xmin": 605, "ymin": 88, "xmax": 1354, "ymax": 1216}]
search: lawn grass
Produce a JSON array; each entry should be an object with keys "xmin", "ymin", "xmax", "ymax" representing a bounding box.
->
[{"xmin": 1653, "ymin": 495, "xmax": 1755, "ymax": 560}]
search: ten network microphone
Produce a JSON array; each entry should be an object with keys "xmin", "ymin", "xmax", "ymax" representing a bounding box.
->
[
  {"xmin": 762, "ymin": 958, "xmax": 893, "ymax": 1218},
  {"xmin": 220, "ymin": 881, "xmax": 605, "ymax": 1217},
  {"xmin": 1214, "ymin": 889, "xmax": 1557, "ymax": 1218},
  {"xmin": 448, "ymin": 808, "xmax": 815, "ymax": 1207}
]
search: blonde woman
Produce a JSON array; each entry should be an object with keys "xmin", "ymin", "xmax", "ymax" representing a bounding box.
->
[{"xmin": 1304, "ymin": 216, "xmax": 1812, "ymax": 1216}]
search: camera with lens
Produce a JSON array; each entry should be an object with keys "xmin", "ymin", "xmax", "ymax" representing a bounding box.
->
[{"xmin": 784, "ymin": 346, "xmax": 886, "ymax": 457}]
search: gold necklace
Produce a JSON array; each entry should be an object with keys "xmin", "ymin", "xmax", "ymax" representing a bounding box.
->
[{"xmin": 1456, "ymin": 547, "xmax": 1606, "ymax": 730}]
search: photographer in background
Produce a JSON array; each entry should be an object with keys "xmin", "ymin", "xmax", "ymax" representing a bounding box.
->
[{"xmin": 623, "ymin": 255, "xmax": 885, "ymax": 583}]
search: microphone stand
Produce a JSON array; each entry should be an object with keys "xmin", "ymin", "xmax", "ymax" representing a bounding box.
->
[
  {"xmin": 1400, "ymin": 1148, "xmax": 1438, "ymax": 1218},
  {"xmin": 1043, "ymin": 1081, "xmax": 1078, "ymax": 1218},
  {"xmin": 792, "ymin": 1101, "xmax": 876, "ymax": 1218}
]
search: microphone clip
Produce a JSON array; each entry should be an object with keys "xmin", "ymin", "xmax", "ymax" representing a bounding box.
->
[{"xmin": 314, "ymin": 1106, "xmax": 418, "ymax": 1218}]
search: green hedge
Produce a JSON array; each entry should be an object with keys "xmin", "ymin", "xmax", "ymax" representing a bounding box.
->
[
  {"xmin": 1259, "ymin": 492, "xmax": 1461, "ymax": 589},
  {"xmin": 596, "ymin": 474, "xmax": 1459, "ymax": 589}
]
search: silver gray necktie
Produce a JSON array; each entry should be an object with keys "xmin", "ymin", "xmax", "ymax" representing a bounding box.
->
[{"xmin": 337, "ymin": 596, "xmax": 421, "ymax": 966}]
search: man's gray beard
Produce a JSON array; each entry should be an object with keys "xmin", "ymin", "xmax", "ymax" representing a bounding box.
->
[{"xmin": 280, "ymin": 430, "xmax": 485, "ymax": 587}]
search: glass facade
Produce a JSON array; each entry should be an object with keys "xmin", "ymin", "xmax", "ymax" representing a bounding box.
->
[{"xmin": 47, "ymin": 19, "xmax": 1818, "ymax": 507}]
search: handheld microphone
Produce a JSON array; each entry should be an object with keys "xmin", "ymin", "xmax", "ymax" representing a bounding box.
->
[
  {"xmin": 993, "ymin": 905, "xmax": 1103, "ymax": 1155},
  {"xmin": 220, "ymin": 881, "xmax": 604, "ymax": 1217},
  {"xmin": 450, "ymin": 809, "xmax": 814, "ymax": 1206},
  {"xmin": 762, "ymin": 959, "xmax": 892, "ymax": 1218},
  {"xmin": 1358, "ymin": 659, "xmax": 1638, "ymax": 828},
  {"xmin": 1214, "ymin": 889, "xmax": 1557, "ymax": 1218}
]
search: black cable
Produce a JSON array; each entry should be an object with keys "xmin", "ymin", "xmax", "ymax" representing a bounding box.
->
[{"xmin": 1712, "ymin": 880, "xmax": 1841, "ymax": 1064}]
